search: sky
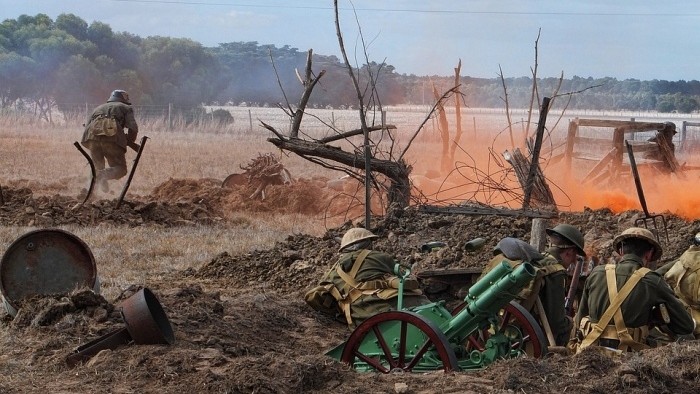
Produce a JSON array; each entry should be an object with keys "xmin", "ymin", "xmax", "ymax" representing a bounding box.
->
[{"xmin": 1, "ymin": 0, "xmax": 700, "ymax": 81}]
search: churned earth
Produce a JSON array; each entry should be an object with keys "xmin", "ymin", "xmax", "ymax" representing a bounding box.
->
[{"xmin": 0, "ymin": 178, "xmax": 699, "ymax": 394}]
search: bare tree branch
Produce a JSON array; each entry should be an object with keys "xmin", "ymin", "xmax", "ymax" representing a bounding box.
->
[{"xmin": 498, "ymin": 65, "xmax": 516, "ymax": 149}]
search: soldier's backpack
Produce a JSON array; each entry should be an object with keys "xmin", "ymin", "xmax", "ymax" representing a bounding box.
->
[
  {"xmin": 87, "ymin": 114, "xmax": 119, "ymax": 137},
  {"xmin": 304, "ymin": 281, "xmax": 342, "ymax": 317},
  {"xmin": 665, "ymin": 245, "xmax": 700, "ymax": 309}
]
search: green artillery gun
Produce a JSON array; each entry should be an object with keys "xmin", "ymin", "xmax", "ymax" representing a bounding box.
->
[{"xmin": 326, "ymin": 260, "xmax": 546, "ymax": 373}]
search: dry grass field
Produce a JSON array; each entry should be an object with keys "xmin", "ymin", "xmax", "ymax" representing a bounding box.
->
[{"xmin": 0, "ymin": 111, "xmax": 347, "ymax": 301}]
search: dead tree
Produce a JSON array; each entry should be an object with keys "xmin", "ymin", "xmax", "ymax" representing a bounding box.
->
[
  {"xmin": 432, "ymin": 84, "xmax": 451, "ymax": 173},
  {"xmin": 449, "ymin": 60, "xmax": 463, "ymax": 165},
  {"xmin": 263, "ymin": 45, "xmax": 411, "ymax": 208}
]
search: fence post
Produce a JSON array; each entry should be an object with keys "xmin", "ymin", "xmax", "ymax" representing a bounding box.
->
[
  {"xmin": 248, "ymin": 109, "xmax": 253, "ymax": 133},
  {"xmin": 168, "ymin": 103, "xmax": 172, "ymax": 131}
]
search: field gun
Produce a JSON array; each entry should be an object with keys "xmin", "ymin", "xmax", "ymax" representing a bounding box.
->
[{"xmin": 326, "ymin": 260, "xmax": 547, "ymax": 373}]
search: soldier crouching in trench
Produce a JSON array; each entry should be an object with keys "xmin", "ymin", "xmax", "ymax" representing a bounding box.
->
[
  {"xmin": 570, "ymin": 227, "xmax": 694, "ymax": 354},
  {"xmin": 305, "ymin": 227, "xmax": 431, "ymax": 328}
]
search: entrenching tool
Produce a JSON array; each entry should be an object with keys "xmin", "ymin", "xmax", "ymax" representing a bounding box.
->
[
  {"xmin": 326, "ymin": 260, "xmax": 545, "ymax": 373},
  {"xmin": 625, "ymin": 140, "xmax": 669, "ymax": 243}
]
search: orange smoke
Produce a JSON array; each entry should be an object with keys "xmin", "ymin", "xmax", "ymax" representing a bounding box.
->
[
  {"xmin": 405, "ymin": 134, "xmax": 700, "ymax": 220},
  {"xmin": 550, "ymin": 167, "xmax": 700, "ymax": 220}
]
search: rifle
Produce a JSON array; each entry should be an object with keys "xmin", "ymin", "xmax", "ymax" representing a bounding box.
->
[{"xmin": 564, "ymin": 256, "xmax": 584, "ymax": 317}]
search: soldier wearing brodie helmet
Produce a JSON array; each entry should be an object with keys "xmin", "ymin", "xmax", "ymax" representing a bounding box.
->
[
  {"xmin": 536, "ymin": 223, "xmax": 586, "ymax": 345},
  {"xmin": 81, "ymin": 89, "xmax": 139, "ymax": 193},
  {"xmin": 572, "ymin": 227, "xmax": 694, "ymax": 353},
  {"xmin": 305, "ymin": 228, "xmax": 430, "ymax": 327}
]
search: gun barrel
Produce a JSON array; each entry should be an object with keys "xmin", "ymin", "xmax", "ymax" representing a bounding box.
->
[
  {"xmin": 467, "ymin": 261, "xmax": 512, "ymax": 301},
  {"xmin": 441, "ymin": 262, "xmax": 536, "ymax": 341}
]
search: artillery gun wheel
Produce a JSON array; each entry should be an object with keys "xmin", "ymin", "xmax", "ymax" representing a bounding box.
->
[
  {"xmin": 454, "ymin": 300, "xmax": 548, "ymax": 358},
  {"xmin": 340, "ymin": 310, "xmax": 459, "ymax": 373}
]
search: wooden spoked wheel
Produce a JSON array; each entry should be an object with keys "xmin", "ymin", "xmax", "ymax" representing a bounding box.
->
[
  {"xmin": 454, "ymin": 300, "xmax": 548, "ymax": 358},
  {"xmin": 340, "ymin": 310, "xmax": 459, "ymax": 373}
]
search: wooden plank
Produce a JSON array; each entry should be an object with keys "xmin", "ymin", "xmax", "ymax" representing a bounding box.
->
[
  {"xmin": 572, "ymin": 154, "xmax": 608, "ymax": 161},
  {"xmin": 582, "ymin": 147, "xmax": 616, "ymax": 183},
  {"xmin": 417, "ymin": 267, "xmax": 483, "ymax": 277},
  {"xmin": 418, "ymin": 204, "xmax": 558, "ymax": 218},
  {"xmin": 576, "ymin": 119, "xmax": 665, "ymax": 131},
  {"xmin": 573, "ymin": 136, "xmax": 616, "ymax": 148}
]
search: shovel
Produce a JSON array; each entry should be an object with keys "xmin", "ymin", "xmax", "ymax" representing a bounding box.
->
[{"xmin": 625, "ymin": 140, "xmax": 669, "ymax": 243}]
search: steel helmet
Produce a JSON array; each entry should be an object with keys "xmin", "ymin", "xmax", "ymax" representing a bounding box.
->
[
  {"xmin": 663, "ymin": 121, "xmax": 677, "ymax": 134},
  {"xmin": 545, "ymin": 223, "xmax": 585, "ymax": 257},
  {"xmin": 494, "ymin": 237, "xmax": 543, "ymax": 262},
  {"xmin": 339, "ymin": 228, "xmax": 378, "ymax": 252},
  {"xmin": 107, "ymin": 89, "xmax": 131, "ymax": 105},
  {"xmin": 613, "ymin": 227, "xmax": 662, "ymax": 261}
]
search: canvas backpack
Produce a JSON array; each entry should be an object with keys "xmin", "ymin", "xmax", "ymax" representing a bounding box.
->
[
  {"xmin": 664, "ymin": 245, "xmax": 700, "ymax": 309},
  {"xmin": 87, "ymin": 114, "xmax": 119, "ymax": 137}
]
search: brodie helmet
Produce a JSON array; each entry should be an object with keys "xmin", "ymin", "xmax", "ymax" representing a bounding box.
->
[
  {"xmin": 663, "ymin": 121, "xmax": 677, "ymax": 134},
  {"xmin": 545, "ymin": 223, "xmax": 586, "ymax": 257},
  {"xmin": 613, "ymin": 227, "xmax": 663, "ymax": 261},
  {"xmin": 107, "ymin": 90, "xmax": 131, "ymax": 105},
  {"xmin": 339, "ymin": 228, "xmax": 378, "ymax": 252}
]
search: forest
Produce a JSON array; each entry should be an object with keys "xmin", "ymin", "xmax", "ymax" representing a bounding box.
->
[{"xmin": 1, "ymin": 13, "xmax": 700, "ymax": 119}]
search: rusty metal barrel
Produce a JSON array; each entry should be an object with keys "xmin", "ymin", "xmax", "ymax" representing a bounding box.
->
[{"xmin": 0, "ymin": 228, "xmax": 99, "ymax": 316}]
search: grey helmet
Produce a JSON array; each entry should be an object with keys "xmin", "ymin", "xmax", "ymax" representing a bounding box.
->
[{"xmin": 107, "ymin": 90, "xmax": 131, "ymax": 105}]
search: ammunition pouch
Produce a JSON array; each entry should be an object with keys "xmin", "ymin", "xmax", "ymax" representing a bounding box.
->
[
  {"xmin": 577, "ymin": 316, "xmax": 649, "ymax": 353},
  {"xmin": 304, "ymin": 282, "xmax": 343, "ymax": 316}
]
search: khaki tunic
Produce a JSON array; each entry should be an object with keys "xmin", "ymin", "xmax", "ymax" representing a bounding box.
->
[{"xmin": 576, "ymin": 254, "xmax": 694, "ymax": 336}]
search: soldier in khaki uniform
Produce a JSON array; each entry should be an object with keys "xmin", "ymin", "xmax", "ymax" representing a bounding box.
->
[
  {"xmin": 81, "ymin": 90, "xmax": 139, "ymax": 193},
  {"xmin": 481, "ymin": 223, "xmax": 585, "ymax": 346},
  {"xmin": 538, "ymin": 224, "xmax": 587, "ymax": 345},
  {"xmin": 313, "ymin": 228, "xmax": 431, "ymax": 328},
  {"xmin": 657, "ymin": 232, "xmax": 700, "ymax": 338},
  {"xmin": 572, "ymin": 227, "xmax": 694, "ymax": 353}
]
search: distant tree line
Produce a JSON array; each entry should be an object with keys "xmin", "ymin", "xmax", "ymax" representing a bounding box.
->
[{"xmin": 1, "ymin": 13, "xmax": 699, "ymax": 121}]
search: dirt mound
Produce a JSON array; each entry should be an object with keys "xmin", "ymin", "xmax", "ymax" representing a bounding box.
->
[
  {"xmin": 2, "ymin": 182, "xmax": 700, "ymax": 393},
  {"xmin": 0, "ymin": 177, "xmax": 338, "ymax": 227}
]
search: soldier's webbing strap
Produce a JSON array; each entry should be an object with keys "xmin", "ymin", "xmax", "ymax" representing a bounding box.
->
[
  {"xmin": 606, "ymin": 266, "xmax": 651, "ymax": 351},
  {"xmin": 579, "ymin": 265, "xmax": 650, "ymax": 350},
  {"xmin": 335, "ymin": 249, "xmax": 372, "ymax": 326}
]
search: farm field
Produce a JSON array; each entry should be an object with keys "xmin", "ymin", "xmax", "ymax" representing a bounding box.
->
[{"xmin": 0, "ymin": 107, "xmax": 699, "ymax": 393}]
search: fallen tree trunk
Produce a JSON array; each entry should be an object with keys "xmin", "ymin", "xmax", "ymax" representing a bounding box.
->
[{"xmin": 266, "ymin": 131, "xmax": 411, "ymax": 208}]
